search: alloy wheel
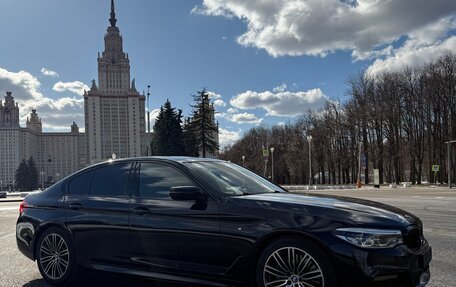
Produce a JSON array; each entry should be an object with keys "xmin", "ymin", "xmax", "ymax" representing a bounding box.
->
[
  {"xmin": 39, "ymin": 233, "xmax": 70, "ymax": 280},
  {"xmin": 263, "ymin": 247, "xmax": 324, "ymax": 287}
]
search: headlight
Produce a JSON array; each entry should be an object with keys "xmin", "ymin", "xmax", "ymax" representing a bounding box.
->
[{"xmin": 334, "ymin": 228, "xmax": 403, "ymax": 248}]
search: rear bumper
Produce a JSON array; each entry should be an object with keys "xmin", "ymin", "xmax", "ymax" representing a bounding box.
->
[
  {"xmin": 17, "ymin": 237, "xmax": 35, "ymax": 261},
  {"xmin": 332, "ymin": 240, "xmax": 432, "ymax": 286},
  {"xmin": 16, "ymin": 220, "xmax": 36, "ymax": 261}
]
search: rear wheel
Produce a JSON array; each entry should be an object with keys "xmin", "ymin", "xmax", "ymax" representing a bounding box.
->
[
  {"xmin": 256, "ymin": 237, "xmax": 336, "ymax": 287},
  {"xmin": 36, "ymin": 227, "xmax": 78, "ymax": 286}
]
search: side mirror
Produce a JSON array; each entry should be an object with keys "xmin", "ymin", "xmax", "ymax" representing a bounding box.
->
[{"xmin": 170, "ymin": 186, "xmax": 204, "ymax": 201}]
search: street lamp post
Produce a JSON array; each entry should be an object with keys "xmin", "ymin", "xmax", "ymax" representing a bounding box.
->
[
  {"xmin": 242, "ymin": 155, "xmax": 245, "ymax": 166},
  {"xmin": 270, "ymin": 147, "xmax": 275, "ymax": 182},
  {"xmin": 307, "ymin": 136, "xmax": 312, "ymax": 187},
  {"xmin": 147, "ymin": 85, "xmax": 151, "ymax": 156},
  {"xmin": 0, "ymin": 180, "xmax": 2, "ymax": 192}
]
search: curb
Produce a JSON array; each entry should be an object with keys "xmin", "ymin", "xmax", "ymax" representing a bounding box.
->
[{"xmin": 0, "ymin": 198, "xmax": 23, "ymax": 203}]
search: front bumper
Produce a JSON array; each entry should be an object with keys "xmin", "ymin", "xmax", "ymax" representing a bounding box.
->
[{"xmin": 332, "ymin": 240, "xmax": 432, "ymax": 286}]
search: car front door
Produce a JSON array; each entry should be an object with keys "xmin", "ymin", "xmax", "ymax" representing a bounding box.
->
[
  {"xmin": 65, "ymin": 162, "xmax": 133, "ymax": 266},
  {"xmin": 129, "ymin": 161, "xmax": 223, "ymax": 276}
]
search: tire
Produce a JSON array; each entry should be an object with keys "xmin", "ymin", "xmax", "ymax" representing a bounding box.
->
[
  {"xmin": 256, "ymin": 236, "xmax": 337, "ymax": 287},
  {"xmin": 36, "ymin": 227, "xmax": 79, "ymax": 286}
]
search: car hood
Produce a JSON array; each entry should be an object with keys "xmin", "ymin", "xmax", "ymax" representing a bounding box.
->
[{"xmin": 240, "ymin": 192, "xmax": 419, "ymax": 227}]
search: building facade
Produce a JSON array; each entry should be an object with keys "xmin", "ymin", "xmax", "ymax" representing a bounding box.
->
[
  {"xmin": 84, "ymin": 0, "xmax": 145, "ymax": 163},
  {"xmin": 0, "ymin": 0, "xmax": 220, "ymax": 190},
  {"xmin": 0, "ymin": 92, "xmax": 86, "ymax": 190}
]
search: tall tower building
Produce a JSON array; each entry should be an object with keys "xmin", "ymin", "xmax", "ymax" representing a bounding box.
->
[
  {"xmin": 84, "ymin": 0, "xmax": 145, "ymax": 163},
  {"xmin": 0, "ymin": 91, "xmax": 20, "ymax": 128},
  {"xmin": 26, "ymin": 110, "xmax": 42, "ymax": 133}
]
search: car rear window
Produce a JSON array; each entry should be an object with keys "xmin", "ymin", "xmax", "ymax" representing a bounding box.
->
[
  {"xmin": 68, "ymin": 170, "xmax": 93, "ymax": 195},
  {"xmin": 89, "ymin": 163, "xmax": 131, "ymax": 197}
]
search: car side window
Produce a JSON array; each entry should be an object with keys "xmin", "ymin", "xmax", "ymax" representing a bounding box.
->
[
  {"xmin": 139, "ymin": 162, "xmax": 194, "ymax": 199},
  {"xmin": 89, "ymin": 163, "xmax": 131, "ymax": 197},
  {"xmin": 68, "ymin": 170, "xmax": 93, "ymax": 195}
]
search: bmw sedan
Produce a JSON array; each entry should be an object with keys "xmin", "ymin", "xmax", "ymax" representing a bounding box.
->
[{"xmin": 17, "ymin": 157, "xmax": 432, "ymax": 287}]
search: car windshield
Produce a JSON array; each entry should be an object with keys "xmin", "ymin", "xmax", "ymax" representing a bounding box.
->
[{"xmin": 184, "ymin": 161, "xmax": 287, "ymax": 196}]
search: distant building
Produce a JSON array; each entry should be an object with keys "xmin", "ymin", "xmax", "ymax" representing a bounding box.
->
[
  {"xmin": 0, "ymin": 92, "xmax": 86, "ymax": 190},
  {"xmin": 0, "ymin": 0, "xmax": 220, "ymax": 190},
  {"xmin": 84, "ymin": 0, "xmax": 145, "ymax": 163}
]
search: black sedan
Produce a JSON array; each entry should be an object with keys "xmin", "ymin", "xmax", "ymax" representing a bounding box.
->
[{"xmin": 16, "ymin": 157, "xmax": 431, "ymax": 287}]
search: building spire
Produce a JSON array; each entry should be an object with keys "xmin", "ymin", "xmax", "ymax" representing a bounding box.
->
[{"xmin": 109, "ymin": 0, "xmax": 117, "ymax": 27}]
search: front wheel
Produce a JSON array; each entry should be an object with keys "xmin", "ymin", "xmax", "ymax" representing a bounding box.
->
[
  {"xmin": 256, "ymin": 237, "xmax": 337, "ymax": 287},
  {"xmin": 36, "ymin": 227, "xmax": 78, "ymax": 286}
]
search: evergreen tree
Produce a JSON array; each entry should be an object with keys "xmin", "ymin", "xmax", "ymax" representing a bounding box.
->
[
  {"xmin": 151, "ymin": 100, "xmax": 185, "ymax": 156},
  {"xmin": 182, "ymin": 117, "xmax": 199, "ymax": 157},
  {"xmin": 15, "ymin": 159, "xmax": 28, "ymax": 191},
  {"xmin": 189, "ymin": 88, "xmax": 219, "ymax": 157},
  {"xmin": 27, "ymin": 156, "xmax": 39, "ymax": 190}
]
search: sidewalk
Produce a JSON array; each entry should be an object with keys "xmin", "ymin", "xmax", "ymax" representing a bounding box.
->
[{"xmin": 283, "ymin": 184, "xmax": 456, "ymax": 193}]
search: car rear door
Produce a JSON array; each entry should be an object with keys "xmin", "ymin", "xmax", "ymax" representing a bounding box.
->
[
  {"xmin": 129, "ymin": 161, "xmax": 223, "ymax": 276},
  {"xmin": 65, "ymin": 162, "xmax": 133, "ymax": 266}
]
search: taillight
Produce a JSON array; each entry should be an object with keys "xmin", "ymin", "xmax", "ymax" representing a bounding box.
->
[{"xmin": 19, "ymin": 201, "xmax": 28, "ymax": 215}]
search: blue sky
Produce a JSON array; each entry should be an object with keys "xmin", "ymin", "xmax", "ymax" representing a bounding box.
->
[{"xmin": 1, "ymin": 0, "xmax": 455, "ymax": 146}]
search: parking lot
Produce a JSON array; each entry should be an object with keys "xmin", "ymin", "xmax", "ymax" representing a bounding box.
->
[{"xmin": 1, "ymin": 188, "xmax": 455, "ymax": 287}]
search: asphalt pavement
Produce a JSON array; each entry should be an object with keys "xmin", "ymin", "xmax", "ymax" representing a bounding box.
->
[
  {"xmin": 0, "ymin": 188, "xmax": 455, "ymax": 287},
  {"xmin": 300, "ymin": 188, "xmax": 456, "ymax": 287}
]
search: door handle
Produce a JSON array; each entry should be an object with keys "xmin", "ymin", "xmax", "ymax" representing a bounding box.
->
[
  {"xmin": 132, "ymin": 206, "xmax": 151, "ymax": 216},
  {"xmin": 69, "ymin": 203, "xmax": 82, "ymax": 210}
]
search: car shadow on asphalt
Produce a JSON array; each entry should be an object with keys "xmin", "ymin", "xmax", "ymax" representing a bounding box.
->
[{"xmin": 22, "ymin": 270, "xmax": 199, "ymax": 287}]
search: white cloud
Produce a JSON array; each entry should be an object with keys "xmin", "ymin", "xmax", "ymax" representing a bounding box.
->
[
  {"xmin": 367, "ymin": 37, "xmax": 456, "ymax": 76},
  {"xmin": 195, "ymin": 0, "xmax": 456, "ymax": 59},
  {"xmin": 207, "ymin": 91, "xmax": 222, "ymax": 99},
  {"xmin": 227, "ymin": 107, "xmax": 238, "ymax": 113},
  {"xmin": 40, "ymin": 68, "xmax": 59, "ymax": 78},
  {"xmin": 352, "ymin": 45, "xmax": 393, "ymax": 61},
  {"xmin": 0, "ymin": 67, "xmax": 84, "ymax": 131},
  {"xmin": 273, "ymin": 83, "xmax": 287, "ymax": 93},
  {"xmin": 230, "ymin": 112, "xmax": 263, "ymax": 124},
  {"xmin": 366, "ymin": 17, "xmax": 456, "ymax": 75},
  {"xmin": 213, "ymin": 99, "xmax": 226, "ymax": 107},
  {"xmin": 216, "ymin": 111, "xmax": 263, "ymax": 124},
  {"xmin": 219, "ymin": 127, "xmax": 241, "ymax": 148},
  {"xmin": 148, "ymin": 108, "xmax": 161, "ymax": 127},
  {"xmin": 53, "ymin": 81, "xmax": 89, "ymax": 95},
  {"xmin": 230, "ymin": 88, "xmax": 329, "ymax": 117}
]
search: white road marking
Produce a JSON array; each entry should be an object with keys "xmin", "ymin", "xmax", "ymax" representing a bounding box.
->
[{"xmin": 0, "ymin": 207, "xmax": 18, "ymax": 211}]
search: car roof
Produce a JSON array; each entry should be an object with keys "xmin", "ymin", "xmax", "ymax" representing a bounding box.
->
[
  {"xmin": 62, "ymin": 156, "xmax": 225, "ymax": 182},
  {"xmin": 112, "ymin": 156, "xmax": 223, "ymax": 163}
]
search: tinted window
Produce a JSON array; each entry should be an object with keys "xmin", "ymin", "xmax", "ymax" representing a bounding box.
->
[
  {"xmin": 90, "ymin": 163, "xmax": 131, "ymax": 197},
  {"xmin": 68, "ymin": 170, "xmax": 93, "ymax": 195},
  {"xmin": 139, "ymin": 163, "xmax": 194, "ymax": 199}
]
